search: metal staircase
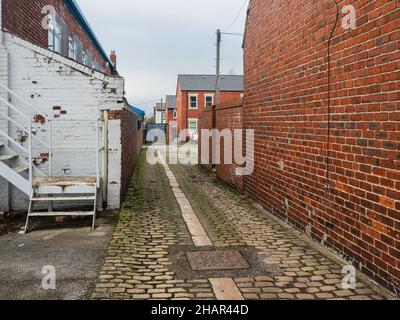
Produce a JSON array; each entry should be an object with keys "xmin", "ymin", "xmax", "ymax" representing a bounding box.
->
[{"xmin": 0, "ymin": 82, "xmax": 102, "ymax": 233}]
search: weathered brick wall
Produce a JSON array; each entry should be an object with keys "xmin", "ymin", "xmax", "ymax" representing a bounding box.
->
[
  {"xmin": 120, "ymin": 108, "xmax": 144, "ymax": 202},
  {"xmin": 198, "ymin": 100, "xmax": 244, "ymax": 192},
  {"xmin": 2, "ymin": 0, "xmax": 110, "ymax": 73},
  {"xmin": 243, "ymin": 0, "xmax": 399, "ymax": 290},
  {"xmin": 177, "ymin": 88, "xmax": 242, "ymax": 139},
  {"xmin": 3, "ymin": 33, "xmax": 124, "ymax": 210},
  {"xmin": 198, "ymin": 106, "xmax": 213, "ymax": 171},
  {"xmin": 215, "ymin": 101, "xmax": 244, "ymax": 192}
]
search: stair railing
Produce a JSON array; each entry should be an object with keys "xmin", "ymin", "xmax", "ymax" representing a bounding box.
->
[
  {"xmin": 0, "ymin": 83, "xmax": 103, "ymax": 192},
  {"xmin": 0, "ymin": 82, "xmax": 50, "ymax": 189}
]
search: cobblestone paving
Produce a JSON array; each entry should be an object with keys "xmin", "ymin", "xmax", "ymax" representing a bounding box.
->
[
  {"xmin": 92, "ymin": 151, "xmax": 395, "ymax": 300},
  {"xmin": 92, "ymin": 153, "xmax": 215, "ymax": 300}
]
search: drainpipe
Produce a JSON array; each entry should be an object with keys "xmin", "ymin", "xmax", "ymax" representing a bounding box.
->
[
  {"xmin": 0, "ymin": 0, "xmax": 3, "ymax": 45},
  {"xmin": 102, "ymin": 109, "xmax": 109, "ymax": 206}
]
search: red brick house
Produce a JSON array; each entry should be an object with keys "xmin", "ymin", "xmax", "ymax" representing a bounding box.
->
[
  {"xmin": 240, "ymin": 0, "xmax": 399, "ymax": 291},
  {"xmin": 176, "ymin": 75, "xmax": 243, "ymax": 141}
]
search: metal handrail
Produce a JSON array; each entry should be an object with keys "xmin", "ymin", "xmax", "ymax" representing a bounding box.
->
[
  {"xmin": 0, "ymin": 83, "xmax": 103, "ymax": 191},
  {"xmin": 0, "ymin": 84, "xmax": 50, "ymax": 191},
  {"xmin": 0, "ymin": 82, "xmax": 47, "ymax": 120},
  {"xmin": 0, "ymin": 109, "xmax": 50, "ymax": 148},
  {"xmin": 0, "ymin": 96, "xmax": 29, "ymax": 120},
  {"xmin": 0, "ymin": 129, "xmax": 29, "ymax": 154}
]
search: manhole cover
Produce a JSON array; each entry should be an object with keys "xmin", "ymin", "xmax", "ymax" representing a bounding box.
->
[{"xmin": 187, "ymin": 250, "xmax": 250, "ymax": 271}]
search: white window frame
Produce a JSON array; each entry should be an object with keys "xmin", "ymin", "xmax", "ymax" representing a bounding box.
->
[
  {"xmin": 82, "ymin": 50, "xmax": 87, "ymax": 65},
  {"xmin": 161, "ymin": 111, "xmax": 166, "ymax": 123},
  {"xmin": 204, "ymin": 94, "xmax": 214, "ymax": 107},
  {"xmin": 68, "ymin": 37, "xmax": 75, "ymax": 59},
  {"xmin": 173, "ymin": 110, "xmax": 177, "ymax": 119},
  {"xmin": 188, "ymin": 94, "xmax": 198, "ymax": 109},
  {"xmin": 188, "ymin": 118, "xmax": 198, "ymax": 132},
  {"xmin": 48, "ymin": 15, "xmax": 62, "ymax": 54}
]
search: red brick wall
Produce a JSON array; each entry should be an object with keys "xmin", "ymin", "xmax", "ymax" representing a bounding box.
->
[
  {"xmin": 215, "ymin": 101, "xmax": 244, "ymax": 192},
  {"xmin": 243, "ymin": 0, "xmax": 400, "ymax": 290},
  {"xmin": 177, "ymin": 89, "xmax": 242, "ymax": 138},
  {"xmin": 2, "ymin": 0, "xmax": 110, "ymax": 73},
  {"xmin": 166, "ymin": 109, "xmax": 176, "ymax": 144},
  {"xmin": 198, "ymin": 107, "xmax": 213, "ymax": 171},
  {"xmin": 198, "ymin": 100, "xmax": 244, "ymax": 192},
  {"xmin": 120, "ymin": 108, "xmax": 144, "ymax": 202}
]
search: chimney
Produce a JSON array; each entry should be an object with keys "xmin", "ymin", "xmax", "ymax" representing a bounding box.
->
[{"xmin": 110, "ymin": 50, "xmax": 117, "ymax": 68}]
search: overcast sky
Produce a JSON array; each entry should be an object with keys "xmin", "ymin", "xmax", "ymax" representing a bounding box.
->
[{"xmin": 77, "ymin": 0, "xmax": 248, "ymax": 115}]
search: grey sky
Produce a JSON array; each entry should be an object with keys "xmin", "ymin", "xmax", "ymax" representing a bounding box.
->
[{"xmin": 77, "ymin": 0, "xmax": 248, "ymax": 115}]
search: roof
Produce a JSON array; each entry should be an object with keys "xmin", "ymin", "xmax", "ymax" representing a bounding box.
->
[
  {"xmin": 127, "ymin": 103, "xmax": 145, "ymax": 116},
  {"xmin": 178, "ymin": 75, "xmax": 243, "ymax": 92},
  {"xmin": 64, "ymin": 0, "xmax": 115, "ymax": 71},
  {"xmin": 165, "ymin": 95, "xmax": 177, "ymax": 109}
]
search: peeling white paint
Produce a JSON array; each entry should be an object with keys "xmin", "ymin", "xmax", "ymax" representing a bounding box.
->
[{"xmin": 0, "ymin": 32, "xmax": 125, "ymax": 211}]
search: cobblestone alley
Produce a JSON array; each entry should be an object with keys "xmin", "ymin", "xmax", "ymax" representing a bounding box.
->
[{"xmin": 92, "ymin": 151, "xmax": 395, "ymax": 300}]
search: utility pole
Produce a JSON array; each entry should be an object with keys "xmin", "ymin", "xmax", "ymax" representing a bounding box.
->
[
  {"xmin": 215, "ymin": 29, "xmax": 221, "ymax": 105},
  {"xmin": 160, "ymin": 98, "xmax": 164, "ymax": 123}
]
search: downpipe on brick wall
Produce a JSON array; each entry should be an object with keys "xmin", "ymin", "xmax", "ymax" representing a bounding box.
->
[
  {"xmin": 102, "ymin": 109, "xmax": 109, "ymax": 206},
  {"xmin": 324, "ymin": 0, "xmax": 340, "ymax": 195}
]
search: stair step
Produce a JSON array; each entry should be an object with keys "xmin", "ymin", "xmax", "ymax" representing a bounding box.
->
[
  {"xmin": 13, "ymin": 165, "xmax": 29, "ymax": 173},
  {"xmin": 0, "ymin": 154, "xmax": 18, "ymax": 161},
  {"xmin": 33, "ymin": 176, "xmax": 97, "ymax": 187},
  {"xmin": 32, "ymin": 196, "xmax": 96, "ymax": 202},
  {"xmin": 28, "ymin": 211, "xmax": 95, "ymax": 217}
]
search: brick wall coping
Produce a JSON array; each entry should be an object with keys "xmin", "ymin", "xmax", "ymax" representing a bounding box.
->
[{"xmin": 215, "ymin": 99, "xmax": 243, "ymax": 111}]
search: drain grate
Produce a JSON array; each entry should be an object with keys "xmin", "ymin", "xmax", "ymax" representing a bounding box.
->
[{"xmin": 187, "ymin": 250, "xmax": 250, "ymax": 271}]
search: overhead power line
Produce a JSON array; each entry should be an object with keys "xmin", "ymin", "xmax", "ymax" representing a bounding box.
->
[{"xmin": 225, "ymin": 0, "xmax": 249, "ymax": 32}]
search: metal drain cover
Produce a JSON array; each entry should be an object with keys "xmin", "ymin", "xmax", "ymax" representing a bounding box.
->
[{"xmin": 187, "ymin": 250, "xmax": 250, "ymax": 271}]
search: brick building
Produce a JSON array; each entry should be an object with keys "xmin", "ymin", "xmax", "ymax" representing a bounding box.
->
[
  {"xmin": 0, "ymin": 0, "xmax": 143, "ymax": 216},
  {"xmin": 176, "ymin": 74, "xmax": 243, "ymax": 141},
  {"xmin": 154, "ymin": 102, "xmax": 166, "ymax": 124},
  {"xmin": 165, "ymin": 95, "xmax": 177, "ymax": 144},
  {"xmin": 199, "ymin": 0, "xmax": 399, "ymax": 292},
  {"xmin": 2, "ymin": 0, "xmax": 115, "ymax": 74}
]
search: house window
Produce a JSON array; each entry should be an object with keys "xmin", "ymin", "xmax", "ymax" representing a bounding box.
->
[
  {"xmin": 205, "ymin": 94, "xmax": 214, "ymax": 107},
  {"xmin": 48, "ymin": 16, "xmax": 62, "ymax": 54},
  {"xmin": 73, "ymin": 36, "xmax": 83, "ymax": 63},
  {"xmin": 173, "ymin": 111, "xmax": 177, "ymax": 119},
  {"xmin": 82, "ymin": 50, "xmax": 87, "ymax": 65},
  {"xmin": 48, "ymin": 14, "xmax": 68, "ymax": 56},
  {"xmin": 68, "ymin": 37, "xmax": 75, "ymax": 59},
  {"xmin": 93, "ymin": 61, "xmax": 100, "ymax": 71},
  {"xmin": 161, "ymin": 112, "xmax": 166, "ymax": 123},
  {"xmin": 86, "ymin": 52, "xmax": 93, "ymax": 67},
  {"xmin": 189, "ymin": 120, "xmax": 198, "ymax": 132},
  {"xmin": 189, "ymin": 95, "xmax": 198, "ymax": 109}
]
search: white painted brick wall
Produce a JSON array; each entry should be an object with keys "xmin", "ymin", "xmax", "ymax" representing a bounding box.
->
[
  {"xmin": 107, "ymin": 118, "xmax": 122, "ymax": 210},
  {"xmin": 0, "ymin": 32, "xmax": 125, "ymax": 211},
  {"xmin": 0, "ymin": 3, "xmax": 10, "ymax": 211}
]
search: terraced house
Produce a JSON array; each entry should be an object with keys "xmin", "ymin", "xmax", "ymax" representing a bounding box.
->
[
  {"xmin": 176, "ymin": 74, "xmax": 243, "ymax": 141},
  {"xmin": 0, "ymin": 0, "xmax": 143, "ymax": 230}
]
